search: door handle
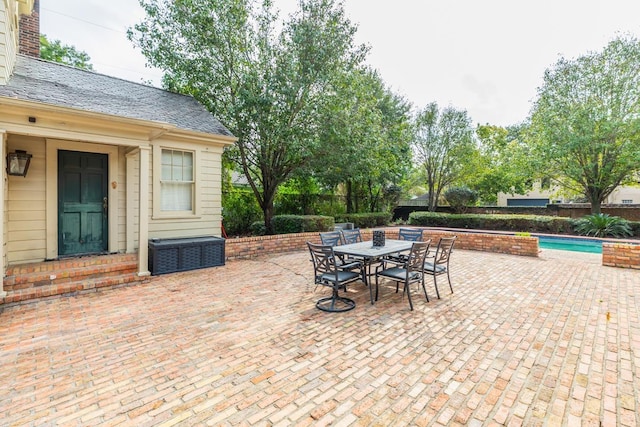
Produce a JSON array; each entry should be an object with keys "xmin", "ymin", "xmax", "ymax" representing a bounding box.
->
[{"xmin": 103, "ymin": 197, "xmax": 108, "ymax": 214}]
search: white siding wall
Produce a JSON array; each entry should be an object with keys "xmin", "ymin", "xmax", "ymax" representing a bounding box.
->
[
  {"xmin": 0, "ymin": 0, "xmax": 18, "ymax": 85},
  {"xmin": 148, "ymin": 140, "xmax": 224, "ymax": 239},
  {"xmin": 6, "ymin": 134, "xmax": 46, "ymax": 263},
  {"xmin": 116, "ymin": 146, "xmax": 128, "ymax": 252}
]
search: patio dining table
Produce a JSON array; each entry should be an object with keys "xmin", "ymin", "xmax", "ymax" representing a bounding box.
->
[{"xmin": 333, "ymin": 239, "xmax": 414, "ymax": 304}]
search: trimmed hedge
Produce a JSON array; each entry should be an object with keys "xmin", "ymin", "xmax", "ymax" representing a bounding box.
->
[
  {"xmin": 335, "ymin": 212, "xmax": 392, "ymax": 229},
  {"xmin": 252, "ymin": 215, "xmax": 334, "ymax": 235},
  {"xmin": 408, "ymin": 212, "xmax": 576, "ymax": 234}
]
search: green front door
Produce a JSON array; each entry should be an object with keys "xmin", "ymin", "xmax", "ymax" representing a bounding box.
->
[{"xmin": 58, "ymin": 150, "xmax": 108, "ymax": 256}]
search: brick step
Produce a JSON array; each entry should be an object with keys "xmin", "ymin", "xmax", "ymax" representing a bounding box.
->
[
  {"xmin": 5, "ymin": 253, "xmax": 137, "ymax": 276},
  {"xmin": 3, "ymin": 260, "xmax": 137, "ymax": 291},
  {"xmin": 1, "ymin": 272, "xmax": 147, "ymax": 306}
]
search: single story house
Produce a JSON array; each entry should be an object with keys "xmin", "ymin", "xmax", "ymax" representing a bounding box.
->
[{"xmin": 0, "ymin": 0, "xmax": 235, "ymax": 301}]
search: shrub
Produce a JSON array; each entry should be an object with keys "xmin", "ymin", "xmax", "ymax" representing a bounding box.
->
[
  {"xmin": 408, "ymin": 212, "xmax": 575, "ymax": 234},
  {"xmin": 222, "ymin": 190, "xmax": 262, "ymax": 236},
  {"xmin": 335, "ymin": 212, "xmax": 392, "ymax": 229},
  {"xmin": 270, "ymin": 215, "xmax": 334, "ymax": 234},
  {"xmin": 250, "ymin": 221, "xmax": 267, "ymax": 236},
  {"xmin": 572, "ymin": 214, "xmax": 633, "ymax": 238},
  {"xmin": 444, "ymin": 187, "xmax": 478, "ymax": 213}
]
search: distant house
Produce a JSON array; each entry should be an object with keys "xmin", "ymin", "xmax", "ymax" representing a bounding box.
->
[
  {"xmin": 498, "ymin": 180, "xmax": 640, "ymax": 206},
  {"xmin": 0, "ymin": 0, "xmax": 235, "ymax": 298}
]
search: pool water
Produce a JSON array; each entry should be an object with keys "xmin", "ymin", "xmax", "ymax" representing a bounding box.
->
[{"xmin": 537, "ymin": 236, "xmax": 603, "ymax": 254}]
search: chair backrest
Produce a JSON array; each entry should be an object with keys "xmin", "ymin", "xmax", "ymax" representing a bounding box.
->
[
  {"xmin": 398, "ymin": 228, "xmax": 423, "ymax": 241},
  {"xmin": 406, "ymin": 241, "xmax": 431, "ymax": 273},
  {"xmin": 307, "ymin": 242, "xmax": 338, "ymax": 276},
  {"xmin": 434, "ymin": 237, "xmax": 456, "ymax": 265},
  {"xmin": 341, "ymin": 228, "xmax": 362, "ymax": 244},
  {"xmin": 319, "ymin": 231, "xmax": 342, "ymax": 247}
]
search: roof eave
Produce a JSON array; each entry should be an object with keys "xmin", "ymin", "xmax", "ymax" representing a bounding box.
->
[{"xmin": 0, "ymin": 96, "xmax": 237, "ymax": 145}]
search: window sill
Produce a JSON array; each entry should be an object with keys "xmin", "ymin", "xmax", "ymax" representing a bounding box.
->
[{"xmin": 152, "ymin": 213, "xmax": 201, "ymax": 220}]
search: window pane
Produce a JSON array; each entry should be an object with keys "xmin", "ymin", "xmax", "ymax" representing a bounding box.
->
[
  {"xmin": 184, "ymin": 153, "xmax": 193, "ymax": 180},
  {"xmin": 161, "ymin": 182, "xmax": 192, "ymax": 211},
  {"xmin": 160, "ymin": 148, "xmax": 195, "ymax": 212},
  {"xmin": 162, "ymin": 164, "xmax": 172, "ymax": 180},
  {"xmin": 172, "ymin": 165, "xmax": 183, "ymax": 181},
  {"xmin": 161, "ymin": 150, "xmax": 172, "ymax": 165}
]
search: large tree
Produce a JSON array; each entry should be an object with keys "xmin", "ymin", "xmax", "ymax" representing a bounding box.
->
[
  {"xmin": 40, "ymin": 34, "xmax": 93, "ymax": 70},
  {"xmin": 528, "ymin": 36, "xmax": 640, "ymax": 213},
  {"xmin": 129, "ymin": 0, "xmax": 366, "ymax": 233},
  {"xmin": 412, "ymin": 103, "xmax": 475, "ymax": 211},
  {"xmin": 312, "ymin": 67, "xmax": 412, "ymax": 213},
  {"xmin": 469, "ymin": 124, "xmax": 534, "ymax": 205}
]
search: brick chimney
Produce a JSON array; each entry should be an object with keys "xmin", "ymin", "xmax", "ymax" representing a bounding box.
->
[{"xmin": 19, "ymin": 0, "xmax": 40, "ymax": 57}]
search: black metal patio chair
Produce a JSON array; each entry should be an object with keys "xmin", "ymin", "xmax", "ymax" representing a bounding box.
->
[
  {"xmin": 319, "ymin": 231, "xmax": 342, "ymax": 247},
  {"xmin": 384, "ymin": 227, "xmax": 424, "ymax": 264},
  {"xmin": 423, "ymin": 236, "xmax": 456, "ymax": 299},
  {"xmin": 307, "ymin": 242, "xmax": 365, "ymax": 312},
  {"xmin": 374, "ymin": 241, "xmax": 431, "ymax": 310},
  {"xmin": 340, "ymin": 228, "xmax": 363, "ymax": 244},
  {"xmin": 319, "ymin": 231, "xmax": 364, "ymax": 275},
  {"xmin": 398, "ymin": 227, "xmax": 423, "ymax": 241}
]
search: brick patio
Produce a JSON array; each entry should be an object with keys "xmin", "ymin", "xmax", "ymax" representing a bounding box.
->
[{"xmin": 1, "ymin": 248, "xmax": 639, "ymax": 426}]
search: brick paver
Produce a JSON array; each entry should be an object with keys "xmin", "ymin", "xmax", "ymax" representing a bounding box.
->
[{"xmin": 1, "ymin": 248, "xmax": 639, "ymax": 426}]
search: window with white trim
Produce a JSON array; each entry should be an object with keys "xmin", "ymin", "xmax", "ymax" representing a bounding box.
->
[
  {"xmin": 160, "ymin": 149, "xmax": 194, "ymax": 211},
  {"xmin": 621, "ymin": 199, "xmax": 633, "ymax": 204}
]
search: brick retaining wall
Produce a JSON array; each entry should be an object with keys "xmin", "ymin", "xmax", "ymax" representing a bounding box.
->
[
  {"xmin": 602, "ymin": 243, "xmax": 640, "ymax": 269},
  {"xmin": 225, "ymin": 228, "xmax": 540, "ymax": 260}
]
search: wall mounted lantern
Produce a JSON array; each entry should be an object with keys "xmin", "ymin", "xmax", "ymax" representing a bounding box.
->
[{"xmin": 6, "ymin": 150, "xmax": 32, "ymax": 177}]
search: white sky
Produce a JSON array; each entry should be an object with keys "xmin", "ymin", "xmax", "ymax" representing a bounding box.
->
[{"xmin": 39, "ymin": 0, "xmax": 640, "ymax": 127}]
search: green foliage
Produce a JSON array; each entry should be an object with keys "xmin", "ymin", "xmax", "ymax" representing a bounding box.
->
[
  {"xmin": 528, "ymin": 35, "xmax": 640, "ymax": 214},
  {"xmin": 130, "ymin": 0, "xmax": 368, "ymax": 234},
  {"xmin": 270, "ymin": 215, "xmax": 334, "ymax": 234},
  {"xmin": 222, "ymin": 190, "xmax": 262, "ymax": 236},
  {"xmin": 274, "ymin": 177, "xmax": 324, "ymax": 215},
  {"xmin": 250, "ymin": 221, "xmax": 267, "ymax": 236},
  {"xmin": 408, "ymin": 212, "xmax": 575, "ymax": 234},
  {"xmin": 468, "ymin": 124, "xmax": 534, "ymax": 205},
  {"xmin": 40, "ymin": 34, "xmax": 94, "ymax": 70},
  {"xmin": 444, "ymin": 186, "xmax": 478, "ymax": 213},
  {"xmin": 335, "ymin": 212, "xmax": 392, "ymax": 228},
  {"xmin": 572, "ymin": 214, "xmax": 633, "ymax": 238},
  {"xmin": 412, "ymin": 102, "xmax": 476, "ymax": 211},
  {"xmin": 311, "ymin": 67, "xmax": 413, "ymax": 214}
]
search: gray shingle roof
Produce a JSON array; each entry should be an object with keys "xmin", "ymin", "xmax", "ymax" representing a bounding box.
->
[{"xmin": 0, "ymin": 55, "xmax": 234, "ymax": 138}]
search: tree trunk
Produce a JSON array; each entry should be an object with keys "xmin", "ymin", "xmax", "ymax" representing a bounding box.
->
[
  {"xmin": 427, "ymin": 182, "xmax": 437, "ymax": 212},
  {"xmin": 263, "ymin": 202, "xmax": 275, "ymax": 235},
  {"xmin": 586, "ymin": 187, "xmax": 603, "ymax": 215},
  {"xmin": 346, "ymin": 181, "xmax": 354, "ymax": 214},
  {"xmin": 261, "ymin": 182, "xmax": 277, "ymax": 235}
]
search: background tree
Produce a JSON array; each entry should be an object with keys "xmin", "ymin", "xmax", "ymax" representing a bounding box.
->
[
  {"xmin": 528, "ymin": 35, "xmax": 640, "ymax": 214},
  {"xmin": 40, "ymin": 34, "xmax": 94, "ymax": 70},
  {"xmin": 444, "ymin": 186, "xmax": 477, "ymax": 213},
  {"xmin": 312, "ymin": 67, "xmax": 412, "ymax": 213},
  {"xmin": 412, "ymin": 102, "xmax": 475, "ymax": 211},
  {"xmin": 468, "ymin": 123, "xmax": 534, "ymax": 205},
  {"xmin": 130, "ymin": 0, "xmax": 367, "ymax": 233}
]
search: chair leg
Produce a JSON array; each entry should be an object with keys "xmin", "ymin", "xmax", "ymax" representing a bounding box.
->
[
  {"xmin": 316, "ymin": 287, "xmax": 355, "ymax": 312},
  {"xmin": 447, "ymin": 270, "xmax": 453, "ymax": 293},
  {"xmin": 421, "ymin": 277, "xmax": 429, "ymax": 302},
  {"xmin": 433, "ymin": 274, "xmax": 441, "ymax": 299},
  {"xmin": 404, "ymin": 281, "xmax": 413, "ymax": 311},
  {"xmin": 369, "ymin": 275, "xmax": 376, "ymax": 305}
]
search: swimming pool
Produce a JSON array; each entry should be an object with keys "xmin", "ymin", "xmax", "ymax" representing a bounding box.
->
[{"xmin": 537, "ymin": 236, "xmax": 603, "ymax": 254}]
